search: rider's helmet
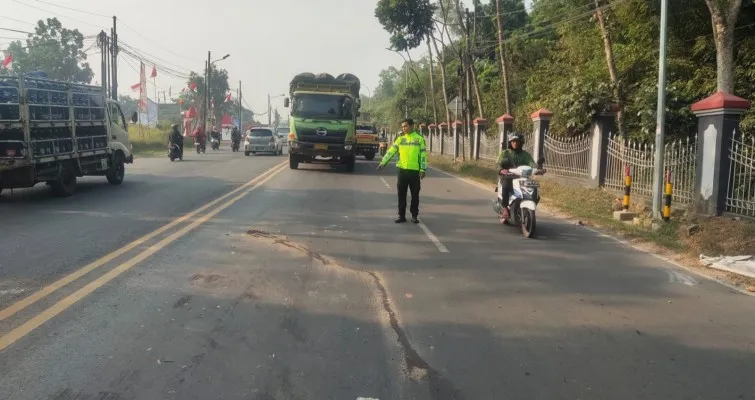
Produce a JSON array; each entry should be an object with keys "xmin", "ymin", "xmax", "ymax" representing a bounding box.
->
[
  {"xmin": 507, "ymin": 132, "xmax": 525, "ymax": 150},
  {"xmin": 171, "ymin": 123, "xmax": 179, "ymax": 130}
]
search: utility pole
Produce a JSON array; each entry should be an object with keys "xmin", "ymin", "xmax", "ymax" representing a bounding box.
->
[
  {"xmin": 238, "ymin": 80, "xmax": 242, "ymax": 131},
  {"xmin": 651, "ymin": 0, "xmax": 669, "ymax": 219},
  {"xmin": 98, "ymin": 31, "xmax": 108, "ymax": 97},
  {"xmin": 267, "ymin": 93, "xmax": 271, "ymax": 126},
  {"xmin": 105, "ymin": 34, "xmax": 111, "ymax": 98},
  {"xmin": 404, "ymin": 63, "xmax": 409, "ymax": 118},
  {"xmin": 465, "ymin": 7, "xmax": 472, "ymax": 159},
  {"xmin": 111, "ymin": 16, "xmax": 118, "ymax": 100},
  {"xmin": 204, "ymin": 50, "xmax": 211, "ymax": 133}
]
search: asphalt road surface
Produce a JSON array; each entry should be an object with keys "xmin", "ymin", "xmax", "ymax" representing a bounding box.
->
[{"xmin": 1, "ymin": 146, "xmax": 754, "ymax": 400}]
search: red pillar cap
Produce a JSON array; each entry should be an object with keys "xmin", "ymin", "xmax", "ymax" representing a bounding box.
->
[
  {"xmin": 438, "ymin": 122, "xmax": 449, "ymax": 127},
  {"xmin": 473, "ymin": 117, "xmax": 488, "ymax": 125},
  {"xmin": 496, "ymin": 114, "xmax": 514, "ymax": 123},
  {"xmin": 428, "ymin": 123, "xmax": 437, "ymax": 128},
  {"xmin": 530, "ymin": 108, "xmax": 553, "ymax": 119},
  {"xmin": 691, "ymin": 91, "xmax": 751, "ymax": 112},
  {"xmin": 452, "ymin": 120, "xmax": 464, "ymax": 126}
]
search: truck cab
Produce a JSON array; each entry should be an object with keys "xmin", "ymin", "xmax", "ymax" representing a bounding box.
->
[{"xmin": 284, "ymin": 72, "xmax": 361, "ymax": 172}]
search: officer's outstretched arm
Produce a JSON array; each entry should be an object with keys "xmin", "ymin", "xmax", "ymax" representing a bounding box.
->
[{"xmin": 378, "ymin": 138, "xmax": 400, "ymax": 167}]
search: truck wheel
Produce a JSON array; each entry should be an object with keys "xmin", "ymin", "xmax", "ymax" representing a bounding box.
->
[
  {"xmin": 364, "ymin": 151, "xmax": 376, "ymax": 161},
  {"xmin": 289, "ymin": 154, "xmax": 299, "ymax": 169},
  {"xmin": 344, "ymin": 156, "xmax": 355, "ymax": 172},
  {"xmin": 50, "ymin": 169, "xmax": 77, "ymax": 197},
  {"xmin": 107, "ymin": 153, "xmax": 125, "ymax": 185}
]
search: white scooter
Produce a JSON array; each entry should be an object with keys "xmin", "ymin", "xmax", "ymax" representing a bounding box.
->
[
  {"xmin": 210, "ymin": 137, "xmax": 220, "ymax": 151},
  {"xmin": 492, "ymin": 160, "xmax": 546, "ymax": 238}
]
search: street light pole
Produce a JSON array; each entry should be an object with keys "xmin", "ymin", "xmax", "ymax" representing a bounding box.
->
[
  {"xmin": 204, "ymin": 50, "xmax": 210, "ymax": 133},
  {"xmin": 267, "ymin": 93, "xmax": 271, "ymax": 126},
  {"xmin": 651, "ymin": 0, "xmax": 669, "ymax": 219}
]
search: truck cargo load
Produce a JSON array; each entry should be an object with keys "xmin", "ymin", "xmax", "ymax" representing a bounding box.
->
[{"xmin": 0, "ymin": 76, "xmax": 133, "ymax": 198}]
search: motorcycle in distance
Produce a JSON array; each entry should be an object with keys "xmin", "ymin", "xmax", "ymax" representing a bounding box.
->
[
  {"xmin": 210, "ymin": 137, "xmax": 220, "ymax": 151},
  {"xmin": 195, "ymin": 139, "xmax": 206, "ymax": 154},
  {"xmin": 492, "ymin": 158, "xmax": 546, "ymax": 238},
  {"xmin": 168, "ymin": 141, "xmax": 183, "ymax": 161}
]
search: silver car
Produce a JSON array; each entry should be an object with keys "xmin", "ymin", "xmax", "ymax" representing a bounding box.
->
[
  {"xmin": 276, "ymin": 126, "xmax": 290, "ymax": 147},
  {"xmin": 244, "ymin": 127, "xmax": 283, "ymax": 156}
]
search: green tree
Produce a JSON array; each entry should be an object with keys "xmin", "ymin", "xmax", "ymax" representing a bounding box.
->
[
  {"xmin": 1, "ymin": 18, "xmax": 93, "ymax": 82},
  {"xmin": 273, "ymin": 108, "xmax": 281, "ymax": 128},
  {"xmin": 375, "ymin": 0, "xmax": 436, "ymax": 51},
  {"xmin": 187, "ymin": 64, "xmax": 231, "ymax": 124}
]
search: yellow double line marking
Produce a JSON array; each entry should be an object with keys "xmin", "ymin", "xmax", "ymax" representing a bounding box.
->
[{"xmin": 0, "ymin": 161, "xmax": 287, "ymax": 352}]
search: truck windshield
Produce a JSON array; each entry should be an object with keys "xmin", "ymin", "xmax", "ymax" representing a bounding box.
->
[
  {"xmin": 292, "ymin": 94, "xmax": 353, "ymax": 120},
  {"xmin": 356, "ymin": 125, "xmax": 376, "ymax": 133},
  {"xmin": 249, "ymin": 129, "xmax": 273, "ymax": 137},
  {"xmin": 276, "ymin": 127, "xmax": 290, "ymax": 134}
]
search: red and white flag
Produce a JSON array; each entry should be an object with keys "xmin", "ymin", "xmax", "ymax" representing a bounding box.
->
[
  {"xmin": 150, "ymin": 66, "xmax": 157, "ymax": 78},
  {"xmin": 225, "ymin": 92, "xmax": 232, "ymax": 102},
  {"xmin": 131, "ymin": 83, "xmax": 141, "ymax": 91},
  {"xmin": 1, "ymin": 52, "xmax": 13, "ymax": 69}
]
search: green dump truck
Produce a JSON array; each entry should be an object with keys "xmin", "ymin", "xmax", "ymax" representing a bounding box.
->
[{"xmin": 283, "ymin": 73, "xmax": 361, "ymax": 172}]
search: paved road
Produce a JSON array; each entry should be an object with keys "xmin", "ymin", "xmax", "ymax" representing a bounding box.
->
[{"xmin": 0, "ymin": 147, "xmax": 754, "ymax": 399}]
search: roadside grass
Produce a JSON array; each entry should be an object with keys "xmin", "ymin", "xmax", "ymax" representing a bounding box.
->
[
  {"xmin": 428, "ymin": 154, "xmax": 755, "ymax": 290},
  {"xmin": 128, "ymin": 125, "xmax": 170, "ymax": 157}
]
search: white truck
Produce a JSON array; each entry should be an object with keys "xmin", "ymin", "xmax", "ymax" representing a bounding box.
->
[{"xmin": 0, "ymin": 76, "xmax": 133, "ymax": 198}]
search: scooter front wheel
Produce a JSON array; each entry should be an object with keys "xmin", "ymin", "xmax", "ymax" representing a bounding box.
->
[{"xmin": 521, "ymin": 208, "xmax": 536, "ymax": 238}]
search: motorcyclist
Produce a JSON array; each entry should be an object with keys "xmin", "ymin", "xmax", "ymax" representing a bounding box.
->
[
  {"xmin": 497, "ymin": 133, "xmax": 542, "ymax": 220},
  {"xmin": 193, "ymin": 126, "xmax": 206, "ymax": 151},
  {"xmin": 210, "ymin": 126, "xmax": 221, "ymax": 147},
  {"xmin": 168, "ymin": 123, "xmax": 183, "ymax": 158},
  {"xmin": 231, "ymin": 126, "xmax": 241, "ymax": 148}
]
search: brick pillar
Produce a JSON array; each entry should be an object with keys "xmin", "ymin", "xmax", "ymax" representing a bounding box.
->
[
  {"xmin": 496, "ymin": 114, "xmax": 514, "ymax": 151},
  {"xmin": 428, "ymin": 123, "xmax": 437, "ymax": 152},
  {"xmin": 691, "ymin": 92, "xmax": 751, "ymax": 216},
  {"xmin": 438, "ymin": 122, "xmax": 448, "ymax": 155},
  {"xmin": 452, "ymin": 120, "xmax": 463, "ymax": 159},
  {"xmin": 530, "ymin": 108, "xmax": 552, "ymax": 162},
  {"xmin": 588, "ymin": 104, "xmax": 618, "ymax": 188},
  {"xmin": 473, "ymin": 117, "xmax": 487, "ymax": 160}
]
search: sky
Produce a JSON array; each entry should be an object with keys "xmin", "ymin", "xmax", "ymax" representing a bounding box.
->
[{"xmin": 1, "ymin": 0, "xmax": 531, "ymax": 118}]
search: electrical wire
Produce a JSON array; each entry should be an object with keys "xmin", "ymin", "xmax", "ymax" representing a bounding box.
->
[
  {"xmin": 12, "ymin": 0, "xmax": 108, "ymax": 30},
  {"xmin": 33, "ymin": 0, "xmax": 111, "ymax": 18}
]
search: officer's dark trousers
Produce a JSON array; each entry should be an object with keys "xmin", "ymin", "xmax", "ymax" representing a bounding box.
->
[{"xmin": 397, "ymin": 168, "xmax": 421, "ymax": 218}]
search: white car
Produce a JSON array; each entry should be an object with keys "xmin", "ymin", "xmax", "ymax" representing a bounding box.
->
[
  {"xmin": 244, "ymin": 127, "xmax": 283, "ymax": 156},
  {"xmin": 276, "ymin": 126, "xmax": 290, "ymax": 146}
]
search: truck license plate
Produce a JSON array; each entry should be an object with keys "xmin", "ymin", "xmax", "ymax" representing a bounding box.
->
[{"xmin": 314, "ymin": 144, "xmax": 328, "ymax": 150}]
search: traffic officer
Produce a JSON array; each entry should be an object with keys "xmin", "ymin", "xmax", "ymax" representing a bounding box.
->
[{"xmin": 377, "ymin": 118, "xmax": 427, "ymax": 224}]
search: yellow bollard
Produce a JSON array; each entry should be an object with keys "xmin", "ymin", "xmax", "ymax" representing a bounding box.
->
[
  {"xmin": 622, "ymin": 164, "xmax": 632, "ymax": 210},
  {"xmin": 663, "ymin": 169, "xmax": 673, "ymax": 222}
]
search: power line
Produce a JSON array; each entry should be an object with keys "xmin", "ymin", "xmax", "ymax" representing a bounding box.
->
[
  {"xmin": 33, "ymin": 0, "xmax": 111, "ymax": 18},
  {"xmin": 115, "ymin": 18, "xmax": 199, "ymax": 63},
  {"xmin": 12, "ymin": 0, "xmax": 108, "ymax": 30},
  {"xmin": 118, "ymin": 40, "xmax": 193, "ymax": 76},
  {"xmin": 0, "ymin": 27, "xmax": 34, "ymax": 35}
]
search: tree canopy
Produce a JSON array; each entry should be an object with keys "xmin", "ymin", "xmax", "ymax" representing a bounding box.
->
[
  {"xmin": 367, "ymin": 0, "xmax": 755, "ymax": 140},
  {"xmin": 375, "ymin": 0, "xmax": 436, "ymax": 51},
  {"xmin": 1, "ymin": 18, "xmax": 93, "ymax": 83},
  {"xmin": 187, "ymin": 64, "xmax": 231, "ymax": 124}
]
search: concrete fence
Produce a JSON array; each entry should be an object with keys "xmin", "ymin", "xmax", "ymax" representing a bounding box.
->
[{"xmin": 388, "ymin": 92, "xmax": 754, "ymax": 219}]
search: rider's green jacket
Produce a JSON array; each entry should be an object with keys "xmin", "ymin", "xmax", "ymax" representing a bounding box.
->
[
  {"xmin": 379, "ymin": 131, "xmax": 427, "ymax": 172},
  {"xmin": 497, "ymin": 148, "xmax": 537, "ymax": 170}
]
